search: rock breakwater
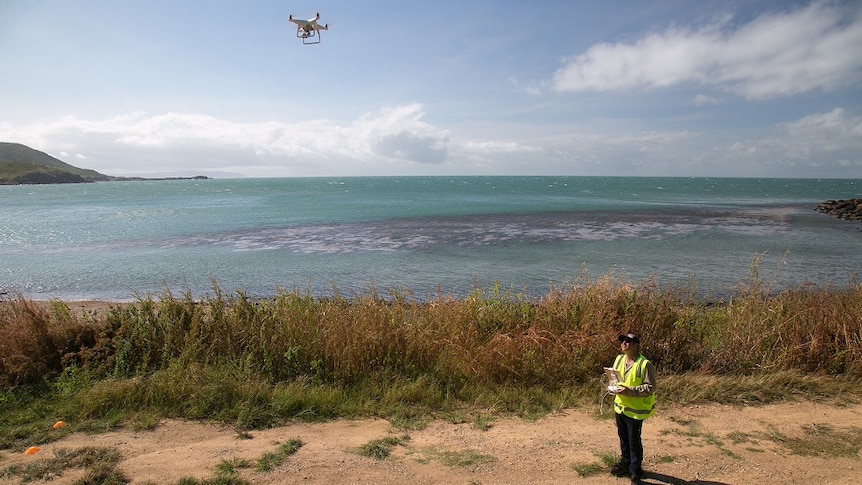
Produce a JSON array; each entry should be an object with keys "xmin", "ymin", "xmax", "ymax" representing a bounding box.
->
[{"xmin": 818, "ymin": 198, "xmax": 862, "ymax": 221}]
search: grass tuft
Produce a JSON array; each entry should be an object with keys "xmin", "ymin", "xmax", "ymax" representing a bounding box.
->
[
  {"xmin": 572, "ymin": 461, "xmax": 605, "ymax": 477},
  {"xmin": 357, "ymin": 435, "xmax": 410, "ymax": 460},
  {"xmin": 255, "ymin": 439, "xmax": 303, "ymax": 472},
  {"xmin": 435, "ymin": 448, "xmax": 495, "ymax": 467}
]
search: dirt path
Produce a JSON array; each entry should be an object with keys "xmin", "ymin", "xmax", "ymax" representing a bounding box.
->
[
  {"xmin": 6, "ymin": 301, "xmax": 859, "ymax": 483},
  {"xmin": 2, "ymin": 400, "xmax": 860, "ymax": 484}
]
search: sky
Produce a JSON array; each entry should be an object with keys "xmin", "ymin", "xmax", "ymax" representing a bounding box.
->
[{"xmin": 1, "ymin": 0, "xmax": 861, "ymax": 178}]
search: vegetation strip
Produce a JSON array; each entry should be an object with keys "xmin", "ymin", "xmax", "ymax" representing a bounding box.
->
[{"xmin": 2, "ymin": 270, "xmax": 861, "ymax": 459}]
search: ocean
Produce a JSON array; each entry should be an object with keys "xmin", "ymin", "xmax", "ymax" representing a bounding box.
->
[{"xmin": 1, "ymin": 176, "xmax": 860, "ymax": 302}]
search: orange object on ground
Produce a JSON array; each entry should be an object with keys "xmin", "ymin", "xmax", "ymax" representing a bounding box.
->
[
  {"xmin": 24, "ymin": 446, "xmax": 40, "ymax": 455},
  {"xmin": 53, "ymin": 421, "xmax": 66, "ymax": 429}
]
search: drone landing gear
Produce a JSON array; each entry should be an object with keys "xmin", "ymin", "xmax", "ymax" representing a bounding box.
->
[{"xmin": 297, "ymin": 29, "xmax": 321, "ymax": 45}]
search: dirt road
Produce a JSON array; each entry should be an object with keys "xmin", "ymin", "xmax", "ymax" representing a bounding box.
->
[{"xmin": 2, "ymin": 400, "xmax": 860, "ymax": 484}]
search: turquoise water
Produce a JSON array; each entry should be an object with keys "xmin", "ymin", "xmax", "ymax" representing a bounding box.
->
[{"xmin": 1, "ymin": 176, "xmax": 860, "ymax": 301}]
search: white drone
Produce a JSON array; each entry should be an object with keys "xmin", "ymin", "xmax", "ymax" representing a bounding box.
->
[{"xmin": 288, "ymin": 12, "xmax": 328, "ymax": 45}]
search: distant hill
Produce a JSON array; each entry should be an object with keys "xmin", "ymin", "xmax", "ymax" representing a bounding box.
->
[
  {"xmin": 0, "ymin": 142, "xmax": 112, "ymax": 184},
  {"xmin": 0, "ymin": 142, "xmax": 209, "ymax": 184}
]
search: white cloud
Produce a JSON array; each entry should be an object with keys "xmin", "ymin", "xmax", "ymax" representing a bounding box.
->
[
  {"xmin": 729, "ymin": 107, "xmax": 862, "ymax": 170},
  {"xmin": 693, "ymin": 94, "xmax": 722, "ymax": 106},
  {"xmin": 551, "ymin": 2, "xmax": 862, "ymax": 99},
  {"xmin": 352, "ymin": 104, "xmax": 451, "ymax": 164},
  {"xmin": 0, "ymin": 103, "xmax": 453, "ymax": 174},
  {"xmin": 454, "ymin": 140, "xmax": 543, "ymax": 167},
  {"xmin": 2, "ymin": 103, "xmax": 860, "ymax": 178},
  {"xmin": 494, "ymin": 108, "xmax": 862, "ymax": 177},
  {"xmin": 461, "ymin": 140, "xmax": 541, "ymax": 154}
]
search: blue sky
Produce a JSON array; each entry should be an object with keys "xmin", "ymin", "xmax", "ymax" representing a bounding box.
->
[{"xmin": 1, "ymin": 1, "xmax": 861, "ymax": 178}]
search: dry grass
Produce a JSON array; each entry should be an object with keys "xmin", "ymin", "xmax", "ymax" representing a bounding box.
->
[
  {"xmin": 81, "ymin": 275, "xmax": 862, "ymax": 385},
  {"xmin": 0, "ymin": 298, "xmax": 106, "ymax": 387},
  {"xmin": 3, "ymin": 275, "xmax": 861, "ymax": 389}
]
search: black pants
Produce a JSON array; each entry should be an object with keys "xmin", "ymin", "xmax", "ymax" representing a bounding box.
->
[{"xmin": 615, "ymin": 411, "xmax": 644, "ymax": 476}]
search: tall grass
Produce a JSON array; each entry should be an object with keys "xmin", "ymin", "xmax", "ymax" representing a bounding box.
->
[
  {"xmin": 1, "ymin": 268, "xmax": 861, "ymax": 433},
  {"xmin": 0, "ymin": 298, "xmax": 104, "ymax": 387},
  {"xmin": 102, "ymin": 280, "xmax": 672, "ymax": 387}
]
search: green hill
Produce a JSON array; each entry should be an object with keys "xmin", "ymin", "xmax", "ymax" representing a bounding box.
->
[{"xmin": 0, "ymin": 142, "xmax": 112, "ymax": 184}]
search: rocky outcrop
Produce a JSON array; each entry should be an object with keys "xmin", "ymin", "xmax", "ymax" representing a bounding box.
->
[{"xmin": 817, "ymin": 198, "xmax": 862, "ymax": 221}]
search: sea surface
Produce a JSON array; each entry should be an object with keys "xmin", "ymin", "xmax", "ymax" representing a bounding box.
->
[{"xmin": 1, "ymin": 176, "xmax": 860, "ymax": 302}]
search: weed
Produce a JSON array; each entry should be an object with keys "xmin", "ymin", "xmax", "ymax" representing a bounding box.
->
[
  {"xmin": 666, "ymin": 415, "xmax": 695, "ymax": 427},
  {"xmin": 596, "ymin": 451, "xmax": 618, "ymax": 466},
  {"xmin": 215, "ymin": 456, "xmax": 252, "ymax": 478},
  {"xmin": 435, "ymin": 449, "xmax": 495, "ymax": 467},
  {"xmin": 661, "ymin": 421, "xmax": 742, "ymax": 459},
  {"xmin": 411, "ymin": 446, "xmax": 496, "ymax": 468},
  {"xmin": 719, "ymin": 447, "xmax": 741, "ymax": 459},
  {"xmin": 1, "ymin": 446, "xmax": 125, "ymax": 483},
  {"xmin": 170, "ymin": 456, "xmax": 253, "ymax": 485},
  {"xmin": 572, "ymin": 461, "xmax": 605, "ymax": 477},
  {"xmin": 727, "ymin": 431, "xmax": 754, "ymax": 444},
  {"xmin": 129, "ymin": 412, "xmax": 161, "ymax": 432},
  {"xmin": 357, "ymin": 435, "xmax": 410, "ymax": 460},
  {"xmin": 255, "ymin": 439, "xmax": 303, "ymax": 472},
  {"xmin": 472, "ymin": 414, "xmax": 494, "ymax": 431},
  {"xmin": 766, "ymin": 424, "xmax": 862, "ymax": 458},
  {"xmin": 175, "ymin": 476, "xmax": 250, "ymax": 485},
  {"xmin": 572, "ymin": 451, "xmax": 618, "ymax": 477}
]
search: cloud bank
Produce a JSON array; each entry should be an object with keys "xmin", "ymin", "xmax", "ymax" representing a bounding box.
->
[
  {"xmin": 2, "ymin": 103, "xmax": 859, "ymax": 178},
  {"xmin": 0, "ymin": 103, "xmax": 453, "ymax": 176},
  {"xmin": 551, "ymin": 2, "xmax": 862, "ymax": 99}
]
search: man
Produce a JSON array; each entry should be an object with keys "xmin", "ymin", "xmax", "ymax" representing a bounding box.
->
[{"xmin": 609, "ymin": 332, "xmax": 656, "ymax": 485}]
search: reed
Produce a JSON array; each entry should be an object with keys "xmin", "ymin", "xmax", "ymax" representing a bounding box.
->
[{"xmin": 1, "ymin": 266, "xmax": 861, "ymax": 436}]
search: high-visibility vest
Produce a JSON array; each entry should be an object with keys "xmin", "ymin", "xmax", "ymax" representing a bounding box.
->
[{"xmin": 613, "ymin": 354, "xmax": 656, "ymax": 420}]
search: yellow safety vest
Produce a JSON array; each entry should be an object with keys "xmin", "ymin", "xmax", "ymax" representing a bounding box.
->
[{"xmin": 613, "ymin": 354, "xmax": 656, "ymax": 420}]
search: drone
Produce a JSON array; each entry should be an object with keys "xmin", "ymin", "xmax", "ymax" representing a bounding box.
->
[{"xmin": 288, "ymin": 12, "xmax": 328, "ymax": 45}]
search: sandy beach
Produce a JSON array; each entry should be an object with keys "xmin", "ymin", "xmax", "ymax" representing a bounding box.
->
[{"xmin": 2, "ymin": 400, "xmax": 860, "ymax": 484}]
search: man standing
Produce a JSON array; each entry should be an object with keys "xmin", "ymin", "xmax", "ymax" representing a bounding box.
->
[{"xmin": 609, "ymin": 332, "xmax": 656, "ymax": 485}]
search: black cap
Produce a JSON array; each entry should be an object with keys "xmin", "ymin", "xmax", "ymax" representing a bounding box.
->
[{"xmin": 618, "ymin": 333, "xmax": 640, "ymax": 344}]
